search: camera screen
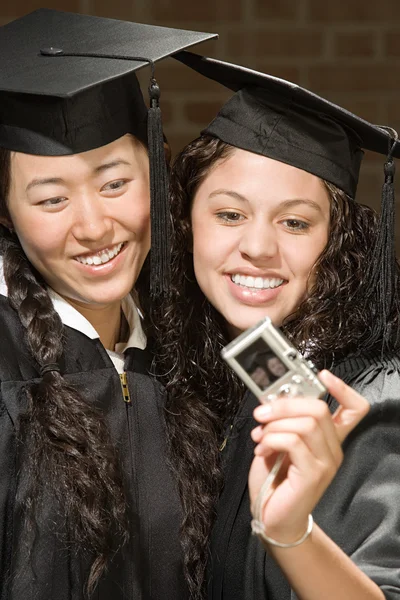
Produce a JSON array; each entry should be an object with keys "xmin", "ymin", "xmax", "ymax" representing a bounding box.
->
[{"xmin": 236, "ymin": 337, "xmax": 288, "ymax": 391}]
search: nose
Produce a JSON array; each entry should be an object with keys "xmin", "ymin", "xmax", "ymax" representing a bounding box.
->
[
  {"xmin": 71, "ymin": 193, "xmax": 113, "ymax": 243},
  {"xmin": 238, "ymin": 218, "xmax": 279, "ymax": 262}
]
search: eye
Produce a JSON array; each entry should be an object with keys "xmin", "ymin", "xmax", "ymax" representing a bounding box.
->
[
  {"xmin": 216, "ymin": 211, "xmax": 245, "ymax": 223},
  {"xmin": 281, "ymin": 218, "xmax": 310, "ymax": 232},
  {"xmin": 40, "ymin": 197, "xmax": 67, "ymax": 208},
  {"xmin": 102, "ymin": 179, "xmax": 128, "ymax": 192}
]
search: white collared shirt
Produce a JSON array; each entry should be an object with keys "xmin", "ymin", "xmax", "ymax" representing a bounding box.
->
[{"xmin": 0, "ymin": 256, "xmax": 146, "ymax": 374}]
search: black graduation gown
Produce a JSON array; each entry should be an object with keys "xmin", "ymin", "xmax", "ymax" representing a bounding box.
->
[
  {"xmin": 0, "ymin": 296, "xmax": 186, "ymax": 600},
  {"xmin": 208, "ymin": 353, "xmax": 400, "ymax": 600}
]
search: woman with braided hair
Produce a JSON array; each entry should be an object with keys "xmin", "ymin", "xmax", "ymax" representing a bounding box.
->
[
  {"xmin": 0, "ymin": 9, "xmax": 214, "ymax": 600},
  {"xmin": 152, "ymin": 53, "xmax": 400, "ymax": 600}
]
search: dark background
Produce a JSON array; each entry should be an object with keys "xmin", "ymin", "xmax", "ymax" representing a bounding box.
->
[{"xmin": 2, "ymin": 0, "xmax": 400, "ymax": 246}]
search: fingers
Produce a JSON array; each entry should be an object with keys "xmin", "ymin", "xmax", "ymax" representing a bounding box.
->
[
  {"xmin": 254, "ymin": 431, "xmax": 339, "ymax": 497},
  {"xmin": 254, "ymin": 396, "xmax": 341, "ymax": 462},
  {"xmin": 253, "ymin": 416, "xmax": 343, "ymax": 469},
  {"xmin": 253, "ymin": 370, "xmax": 370, "ymax": 445},
  {"xmin": 318, "ymin": 370, "xmax": 370, "ymax": 442}
]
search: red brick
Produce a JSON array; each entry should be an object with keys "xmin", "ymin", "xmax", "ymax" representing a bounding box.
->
[
  {"xmin": 334, "ymin": 32, "xmax": 377, "ymax": 58},
  {"xmin": 227, "ymin": 30, "xmax": 323, "ymax": 59},
  {"xmin": 308, "ymin": 65, "xmax": 400, "ymax": 94},
  {"xmin": 356, "ymin": 164, "xmax": 400, "ymax": 213},
  {"xmin": 159, "ymin": 100, "xmax": 174, "ymax": 126},
  {"xmin": 184, "ymin": 97, "xmax": 231, "ymax": 125},
  {"xmin": 163, "ymin": 131, "xmax": 201, "ymax": 158},
  {"xmin": 355, "ymin": 168, "xmax": 385, "ymax": 211},
  {"xmin": 1, "ymin": 0, "xmax": 80, "ymax": 17},
  {"xmin": 92, "ymin": 0, "xmax": 135, "ymax": 19},
  {"xmin": 387, "ymin": 99, "xmax": 400, "ymax": 127},
  {"xmin": 384, "ymin": 31, "xmax": 400, "ymax": 57},
  {"xmin": 308, "ymin": 0, "xmax": 400, "ymax": 22},
  {"xmin": 150, "ymin": 62, "xmax": 227, "ymax": 93},
  {"xmin": 337, "ymin": 99, "xmax": 381, "ymax": 124},
  {"xmin": 151, "ymin": 0, "xmax": 242, "ymax": 23},
  {"xmin": 255, "ymin": 0, "xmax": 299, "ymax": 21},
  {"xmin": 254, "ymin": 64, "xmax": 302, "ymax": 84}
]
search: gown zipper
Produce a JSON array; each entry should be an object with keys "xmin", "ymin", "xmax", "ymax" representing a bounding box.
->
[{"xmin": 119, "ymin": 372, "xmax": 131, "ymax": 403}]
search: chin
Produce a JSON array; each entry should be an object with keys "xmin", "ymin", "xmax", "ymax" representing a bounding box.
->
[
  {"xmin": 227, "ymin": 310, "xmax": 285, "ymax": 336},
  {"xmin": 67, "ymin": 281, "xmax": 134, "ymax": 307}
]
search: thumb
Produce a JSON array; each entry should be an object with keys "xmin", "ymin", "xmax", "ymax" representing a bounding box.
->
[{"xmin": 318, "ymin": 369, "xmax": 370, "ymax": 442}]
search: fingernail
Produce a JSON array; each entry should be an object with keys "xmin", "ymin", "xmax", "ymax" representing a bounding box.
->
[
  {"xmin": 255, "ymin": 404, "xmax": 272, "ymax": 418},
  {"xmin": 319, "ymin": 369, "xmax": 335, "ymax": 384}
]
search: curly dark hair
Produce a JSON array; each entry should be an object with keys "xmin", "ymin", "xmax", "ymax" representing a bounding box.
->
[
  {"xmin": 0, "ymin": 148, "xmax": 128, "ymax": 596},
  {"xmin": 153, "ymin": 135, "xmax": 400, "ymax": 598}
]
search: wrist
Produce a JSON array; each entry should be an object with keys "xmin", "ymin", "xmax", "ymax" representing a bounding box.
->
[{"xmin": 251, "ymin": 514, "xmax": 314, "ymax": 549}]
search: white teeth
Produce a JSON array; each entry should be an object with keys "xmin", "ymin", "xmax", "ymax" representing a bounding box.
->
[
  {"xmin": 76, "ymin": 242, "xmax": 124, "ymax": 266},
  {"xmin": 231, "ymin": 274, "xmax": 284, "ymax": 289}
]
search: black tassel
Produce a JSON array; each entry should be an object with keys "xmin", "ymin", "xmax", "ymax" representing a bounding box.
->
[
  {"xmin": 367, "ymin": 156, "xmax": 397, "ymax": 347},
  {"xmin": 148, "ymin": 78, "xmax": 170, "ymax": 299}
]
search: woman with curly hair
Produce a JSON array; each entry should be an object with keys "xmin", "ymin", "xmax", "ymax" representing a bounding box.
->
[
  {"xmin": 0, "ymin": 10, "xmax": 214, "ymax": 600},
  {"xmin": 153, "ymin": 53, "xmax": 400, "ymax": 600}
]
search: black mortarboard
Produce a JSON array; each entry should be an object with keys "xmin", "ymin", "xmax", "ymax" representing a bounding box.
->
[
  {"xmin": 174, "ymin": 51, "xmax": 400, "ymax": 344},
  {"xmin": 0, "ymin": 10, "xmax": 216, "ymax": 296},
  {"xmin": 174, "ymin": 51, "xmax": 400, "ymax": 198}
]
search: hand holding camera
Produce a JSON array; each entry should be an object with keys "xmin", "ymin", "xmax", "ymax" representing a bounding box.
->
[{"xmin": 222, "ymin": 318, "xmax": 369, "ymax": 548}]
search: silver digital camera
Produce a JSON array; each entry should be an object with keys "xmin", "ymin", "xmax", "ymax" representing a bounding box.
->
[{"xmin": 221, "ymin": 317, "xmax": 327, "ymax": 403}]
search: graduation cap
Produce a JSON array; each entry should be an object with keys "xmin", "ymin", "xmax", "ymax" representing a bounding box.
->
[
  {"xmin": 174, "ymin": 51, "xmax": 400, "ymax": 344},
  {"xmin": 0, "ymin": 10, "xmax": 217, "ymax": 297}
]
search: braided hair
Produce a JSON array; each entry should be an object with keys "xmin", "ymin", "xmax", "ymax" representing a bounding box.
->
[{"xmin": 0, "ymin": 148, "xmax": 128, "ymax": 596}]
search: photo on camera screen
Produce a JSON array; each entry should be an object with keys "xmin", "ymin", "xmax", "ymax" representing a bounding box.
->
[{"xmin": 235, "ymin": 337, "xmax": 288, "ymax": 391}]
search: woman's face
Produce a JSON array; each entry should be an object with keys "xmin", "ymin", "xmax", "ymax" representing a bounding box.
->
[
  {"xmin": 191, "ymin": 148, "xmax": 330, "ymax": 336},
  {"xmin": 6, "ymin": 134, "xmax": 150, "ymax": 308}
]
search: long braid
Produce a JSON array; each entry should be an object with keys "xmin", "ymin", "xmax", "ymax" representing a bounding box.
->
[{"xmin": 1, "ymin": 231, "xmax": 128, "ymax": 595}]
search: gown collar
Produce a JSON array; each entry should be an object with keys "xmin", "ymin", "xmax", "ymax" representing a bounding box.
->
[{"xmin": 0, "ymin": 255, "xmax": 146, "ymax": 352}]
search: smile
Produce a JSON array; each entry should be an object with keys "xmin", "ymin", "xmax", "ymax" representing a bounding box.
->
[
  {"xmin": 231, "ymin": 274, "xmax": 284, "ymax": 290},
  {"xmin": 75, "ymin": 242, "xmax": 125, "ymax": 266}
]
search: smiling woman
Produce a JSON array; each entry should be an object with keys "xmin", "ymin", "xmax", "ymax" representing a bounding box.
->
[
  {"xmin": 153, "ymin": 53, "xmax": 400, "ymax": 600},
  {"xmin": 190, "ymin": 149, "xmax": 330, "ymax": 335},
  {"xmin": 0, "ymin": 8, "xmax": 215, "ymax": 600},
  {"xmin": 5, "ymin": 136, "xmax": 150, "ymax": 314}
]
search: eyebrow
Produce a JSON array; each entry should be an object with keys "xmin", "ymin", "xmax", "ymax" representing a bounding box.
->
[
  {"xmin": 93, "ymin": 159, "xmax": 132, "ymax": 174},
  {"xmin": 208, "ymin": 189, "xmax": 323, "ymax": 212},
  {"xmin": 25, "ymin": 159, "xmax": 132, "ymax": 193}
]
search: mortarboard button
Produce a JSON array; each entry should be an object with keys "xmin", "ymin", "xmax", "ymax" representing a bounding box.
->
[{"xmin": 40, "ymin": 47, "xmax": 64, "ymax": 56}]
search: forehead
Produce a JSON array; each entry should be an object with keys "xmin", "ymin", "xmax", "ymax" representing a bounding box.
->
[
  {"xmin": 10, "ymin": 134, "xmax": 147, "ymax": 178},
  {"xmin": 196, "ymin": 148, "xmax": 330, "ymax": 203}
]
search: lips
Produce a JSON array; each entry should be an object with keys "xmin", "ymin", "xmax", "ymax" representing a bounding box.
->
[{"xmin": 75, "ymin": 242, "xmax": 125, "ymax": 266}]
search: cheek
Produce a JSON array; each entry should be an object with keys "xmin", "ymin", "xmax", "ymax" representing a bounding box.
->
[
  {"xmin": 11, "ymin": 209, "xmax": 65, "ymax": 261},
  {"xmin": 124, "ymin": 187, "xmax": 151, "ymax": 238},
  {"xmin": 295, "ymin": 230, "xmax": 328, "ymax": 283}
]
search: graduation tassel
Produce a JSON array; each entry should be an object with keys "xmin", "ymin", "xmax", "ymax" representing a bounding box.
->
[
  {"xmin": 148, "ymin": 76, "xmax": 170, "ymax": 300},
  {"xmin": 367, "ymin": 131, "xmax": 398, "ymax": 348}
]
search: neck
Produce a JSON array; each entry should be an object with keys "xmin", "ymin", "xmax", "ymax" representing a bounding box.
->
[{"xmin": 63, "ymin": 297, "xmax": 122, "ymax": 351}]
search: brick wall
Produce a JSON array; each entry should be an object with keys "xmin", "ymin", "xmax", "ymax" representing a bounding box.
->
[{"xmin": 1, "ymin": 0, "xmax": 400, "ymax": 240}]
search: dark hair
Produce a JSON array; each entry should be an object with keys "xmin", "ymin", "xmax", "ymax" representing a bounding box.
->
[
  {"xmin": 0, "ymin": 148, "xmax": 128, "ymax": 595},
  {"xmin": 153, "ymin": 135, "xmax": 400, "ymax": 598}
]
